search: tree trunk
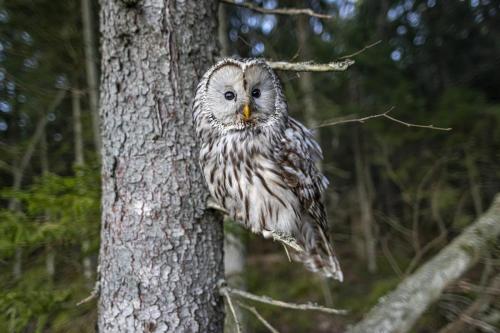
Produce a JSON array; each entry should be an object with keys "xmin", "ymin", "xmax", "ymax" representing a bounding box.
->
[
  {"xmin": 81, "ymin": 0, "xmax": 101, "ymax": 153},
  {"xmin": 97, "ymin": 1, "xmax": 223, "ymax": 332},
  {"xmin": 40, "ymin": 127, "xmax": 56, "ymax": 281},
  {"xmin": 9, "ymin": 90, "xmax": 66, "ymax": 279},
  {"xmin": 72, "ymin": 87, "xmax": 93, "ymax": 282},
  {"xmin": 297, "ymin": 16, "xmax": 318, "ymax": 131},
  {"xmin": 352, "ymin": 128, "xmax": 377, "ymax": 273},
  {"xmin": 347, "ymin": 194, "xmax": 500, "ymax": 333},
  {"xmin": 72, "ymin": 88, "xmax": 85, "ymax": 167}
]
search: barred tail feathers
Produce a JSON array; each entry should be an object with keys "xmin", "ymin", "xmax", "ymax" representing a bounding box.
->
[{"xmin": 294, "ymin": 222, "xmax": 343, "ymax": 281}]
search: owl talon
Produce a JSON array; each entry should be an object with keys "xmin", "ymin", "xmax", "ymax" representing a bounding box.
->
[
  {"xmin": 207, "ymin": 198, "xmax": 228, "ymax": 214},
  {"xmin": 269, "ymin": 231, "xmax": 304, "ymax": 253}
]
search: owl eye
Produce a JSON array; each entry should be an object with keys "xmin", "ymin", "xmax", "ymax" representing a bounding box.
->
[
  {"xmin": 224, "ymin": 91, "xmax": 235, "ymax": 101},
  {"xmin": 251, "ymin": 88, "xmax": 261, "ymax": 98}
]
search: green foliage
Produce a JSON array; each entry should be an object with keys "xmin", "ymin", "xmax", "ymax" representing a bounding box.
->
[{"xmin": 0, "ymin": 168, "xmax": 100, "ymax": 332}]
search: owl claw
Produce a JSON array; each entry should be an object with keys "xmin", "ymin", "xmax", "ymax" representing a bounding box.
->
[
  {"xmin": 265, "ymin": 230, "xmax": 304, "ymax": 252},
  {"xmin": 207, "ymin": 198, "xmax": 228, "ymax": 214}
]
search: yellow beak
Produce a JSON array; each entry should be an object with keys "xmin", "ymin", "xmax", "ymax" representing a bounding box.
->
[{"xmin": 242, "ymin": 104, "xmax": 251, "ymax": 121}]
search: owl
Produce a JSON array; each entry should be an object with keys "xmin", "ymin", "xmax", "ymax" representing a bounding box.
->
[{"xmin": 193, "ymin": 58, "xmax": 343, "ymax": 281}]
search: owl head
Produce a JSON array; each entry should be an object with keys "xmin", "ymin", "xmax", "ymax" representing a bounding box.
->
[{"xmin": 194, "ymin": 58, "xmax": 287, "ymax": 133}]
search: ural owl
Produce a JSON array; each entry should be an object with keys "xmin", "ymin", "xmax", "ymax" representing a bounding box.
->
[{"xmin": 193, "ymin": 58, "xmax": 343, "ymax": 281}]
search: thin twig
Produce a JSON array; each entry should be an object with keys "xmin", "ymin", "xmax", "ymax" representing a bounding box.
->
[
  {"xmin": 237, "ymin": 301, "xmax": 280, "ymax": 333},
  {"xmin": 221, "ymin": 285, "xmax": 347, "ymax": 315},
  {"xmin": 282, "ymin": 244, "xmax": 292, "ymax": 262},
  {"xmin": 381, "ymin": 236, "xmax": 403, "ymax": 278},
  {"xmin": 221, "ymin": 0, "xmax": 333, "ymax": 19},
  {"xmin": 77, "ymin": 280, "xmax": 100, "ymax": 306},
  {"xmin": 339, "ymin": 40, "xmax": 382, "ymax": 59},
  {"xmin": 268, "ymin": 59, "xmax": 354, "ymax": 72},
  {"xmin": 315, "ymin": 107, "xmax": 452, "ymax": 131},
  {"xmin": 221, "ymin": 287, "xmax": 242, "ymax": 333},
  {"xmin": 384, "ymin": 112, "xmax": 452, "ymax": 131}
]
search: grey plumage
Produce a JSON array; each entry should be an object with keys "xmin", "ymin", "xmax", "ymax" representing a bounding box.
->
[{"xmin": 193, "ymin": 58, "xmax": 343, "ymax": 281}]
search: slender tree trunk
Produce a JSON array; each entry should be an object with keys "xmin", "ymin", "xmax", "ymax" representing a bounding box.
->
[
  {"xmin": 97, "ymin": 1, "xmax": 223, "ymax": 331},
  {"xmin": 348, "ymin": 194, "xmax": 500, "ymax": 333},
  {"xmin": 352, "ymin": 117, "xmax": 377, "ymax": 273},
  {"xmin": 72, "ymin": 87, "xmax": 93, "ymax": 282},
  {"xmin": 297, "ymin": 16, "xmax": 318, "ymax": 131},
  {"xmin": 9, "ymin": 90, "xmax": 66, "ymax": 279},
  {"xmin": 40, "ymin": 127, "xmax": 56, "ymax": 281},
  {"xmin": 465, "ymin": 148, "xmax": 483, "ymax": 216},
  {"xmin": 72, "ymin": 88, "xmax": 85, "ymax": 167},
  {"xmin": 81, "ymin": 0, "xmax": 101, "ymax": 153}
]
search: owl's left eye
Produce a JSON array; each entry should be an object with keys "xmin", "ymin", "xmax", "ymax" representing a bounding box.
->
[
  {"xmin": 224, "ymin": 91, "xmax": 235, "ymax": 100},
  {"xmin": 251, "ymin": 88, "xmax": 261, "ymax": 98}
]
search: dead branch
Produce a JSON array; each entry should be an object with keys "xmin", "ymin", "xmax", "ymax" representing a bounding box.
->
[
  {"xmin": 439, "ymin": 276, "xmax": 500, "ymax": 333},
  {"xmin": 237, "ymin": 301, "xmax": 280, "ymax": 333},
  {"xmin": 339, "ymin": 40, "xmax": 382, "ymax": 59},
  {"xmin": 315, "ymin": 107, "xmax": 452, "ymax": 131},
  {"xmin": 77, "ymin": 280, "xmax": 100, "ymax": 306},
  {"xmin": 347, "ymin": 194, "xmax": 500, "ymax": 333},
  {"xmin": 220, "ymin": 284, "xmax": 347, "ymax": 315},
  {"xmin": 268, "ymin": 59, "xmax": 354, "ymax": 72},
  {"xmin": 221, "ymin": 286, "xmax": 242, "ymax": 333},
  {"xmin": 221, "ymin": 0, "xmax": 333, "ymax": 19}
]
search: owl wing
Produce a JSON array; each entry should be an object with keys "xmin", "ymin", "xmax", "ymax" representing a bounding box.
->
[
  {"xmin": 274, "ymin": 117, "xmax": 343, "ymax": 281},
  {"xmin": 275, "ymin": 117, "xmax": 329, "ymax": 226}
]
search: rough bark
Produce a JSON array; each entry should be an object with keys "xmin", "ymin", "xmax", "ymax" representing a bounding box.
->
[
  {"xmin": 97, "ymin": 1, "xmax": 223, "ymax": 332},
  {"xmin": 81, "ymin": 0, "xmax": 101, "ymax": 153},
  {"xmin": 347, "ymin": 194, "xmax": 500, "ymax": 333}
]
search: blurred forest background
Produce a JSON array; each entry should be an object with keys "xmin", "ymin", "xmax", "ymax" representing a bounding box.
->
[{"xmin": 1, "ymin": 0, "xmax": 499, "ymax": 332}]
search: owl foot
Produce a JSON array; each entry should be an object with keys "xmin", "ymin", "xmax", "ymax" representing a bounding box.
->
[
  {"xmin": 263, "ymin": 230, "xmax": 304, "ymax": 253},
  {"xmin": 207, "ymin": 198, "xmax": 228, "ymax": 214}
]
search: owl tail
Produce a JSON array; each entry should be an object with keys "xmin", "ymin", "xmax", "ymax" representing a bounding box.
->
[{"xmin": 293, "ymin": 223, "xmax": 344, "ymax": 282}]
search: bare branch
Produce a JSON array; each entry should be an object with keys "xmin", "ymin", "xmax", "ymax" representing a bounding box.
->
[
  {"xmin": 347, "ymin": 194, "xmax": 500, "ymax": 333},
  {"xmin": 339, "ymin": 40, "xmax": 382, "ymax": 59},
  {"xmin": 220, "ymin": 284, "xmax": 347, "ymax": 315},
  {"xmin": 384, "ymin": 112, "xmax": 452, "ymax": 131},
  {"xmin": 221, "ymin": 0, "xmax": 333, "ymax": 19},
  {"xmin": 315, "ymin": 107, "xmax": 452, "ymax": 131},
  {"xmin": 221, "ymin": 287, "xmax": 242, "ymax": 333},
  {"xmin": 268, "ymin": 59, "xmax": 354, "ymax": 72},
  {"xmin": 77, "ymin": 280, "xmax": 100, "ymax": 306},
  {"xmin": 238, "ymin": 301, "xmax": 281, "ymax": 333},
  {"xmin": 439, "ymin": 276, "xmax": 500, "ymax": 333}
]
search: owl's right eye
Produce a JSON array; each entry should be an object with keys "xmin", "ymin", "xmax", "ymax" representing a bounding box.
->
[{"xmin": 224, "ymin": 91, "xmax": 235, "ymax": 101}]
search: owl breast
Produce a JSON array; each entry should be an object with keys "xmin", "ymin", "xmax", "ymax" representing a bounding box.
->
[{"xmin": 200, "ymin": 131, "xmax": 301, "ymax": 235}]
